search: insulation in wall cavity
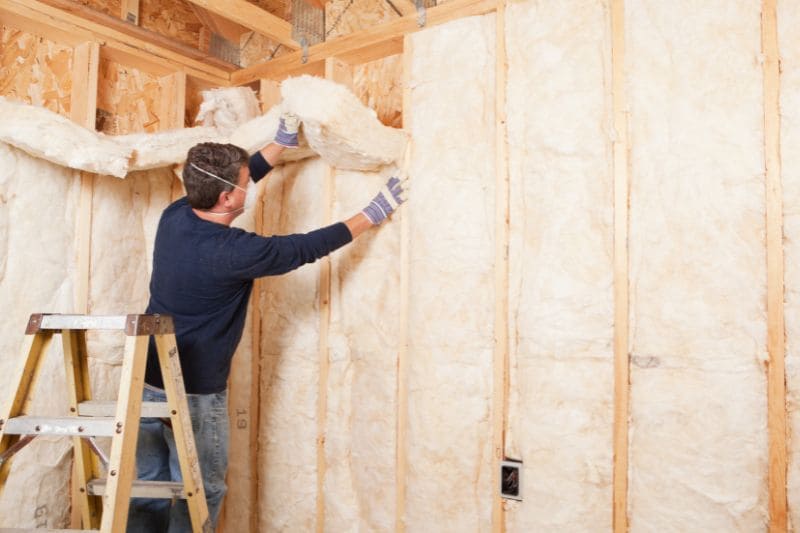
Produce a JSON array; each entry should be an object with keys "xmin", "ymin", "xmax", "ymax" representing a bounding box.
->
[
  {"xmin": 257, "ymin": 158, "xmax": 326, "ymax": 531},
  {"xmin": 0, "ymin": 144, "xmax": 80, "ymax": 528},
  {"xmin": 404, "ymin": 14, "xmax": 495, "ymax": 531},
  {"xmin": 0, "ymin": 26, "xmax": 73, "ymax": 116},
  {"xmin": 503, "ymin": 0, "xmax": 614, "ymax": 530},
  {"xmin": 780, "ymin": 0, "xmax": 800, "ymax": 527},
  {"xmin": 324, "ymin": 168, "xmax": 400, "ymax": 531},
  {"xmin": 627, "ymin": 1, "xmax": 768, "ymax": 529},
  {"xmin": 86, "ymin": 168, "xmax": 173, "ymax": 399}
]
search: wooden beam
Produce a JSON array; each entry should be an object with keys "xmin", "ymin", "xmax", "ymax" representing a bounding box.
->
[
  {"xmin": 121, "ymin": 0, "xmax": 139, "ymax": 24},
  {"xmin": 70, "ymin": 41, "xmax": 98, "ymax": 317},
  {"xmin": 396, "ymin": 33, "xmax": 413, "ymax": 533},
  {"xmin": 231, "ymin": 0, "xmax": 497, "ymax": 84},
  {"xmin": 188, "ymin": 4, "xmax": 251, "ymax": 44},
  {"xmin": 762, "ymin": 0, "xmax": 787, "ymax": 530},
  {"xmin": 183, "ymin": 0, "xmax": 299, "ymax": 50},
  {"xmin": 611, "ymin": 0, "xmax": 630, "ymax": 531},
  {"xmin": 491, "ymin": 1, "xmax": 509, "ymax": 531},
  {"xmin": 1, "ymin": 0, "xmax": 233, "ymax": 85},
  {"xmin": 69, "ymin": 40, "xmax": 99, "ymax": 531}
]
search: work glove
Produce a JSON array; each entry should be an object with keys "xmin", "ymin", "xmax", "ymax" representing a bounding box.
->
[
  {"xmin": 275, "ymin": 112, "xmax": 300, "ymax": 147},
  {"xmin": 362, "ymin": 176, "xmax": 408, "ymax": 225}
]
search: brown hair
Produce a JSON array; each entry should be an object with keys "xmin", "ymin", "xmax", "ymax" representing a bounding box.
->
[{"xmin": 183, "ymin": 142, "xmax": 249, "ymax": 209}]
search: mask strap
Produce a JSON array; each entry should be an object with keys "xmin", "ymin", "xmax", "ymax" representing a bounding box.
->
[{"xmin": 189, "ymin": 162, "xmax": 246, "ymax": 193}]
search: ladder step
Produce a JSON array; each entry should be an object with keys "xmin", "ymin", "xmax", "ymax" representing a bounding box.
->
[
  {"xmin": 78, "ymin": 400, "xmax": 171, "ymax": 418},
  {"xmin": 2, "ymin": 416, "xmax": 116, "ymax": 437},
  {"xmin": 87, "ymin": 478, "xmax": 186, "ymax": 499},
  {"xmin": 37, "ymin": 314, "xmax": 128, "ymax": 331}
]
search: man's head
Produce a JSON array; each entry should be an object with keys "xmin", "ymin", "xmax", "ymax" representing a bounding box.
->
[{"xmin": 184, "ymin": 142, "xmax": 249, "ymax": 210}]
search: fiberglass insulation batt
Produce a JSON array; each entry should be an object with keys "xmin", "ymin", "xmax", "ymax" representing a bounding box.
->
[
  {"xmin": 325, "ymin": 166, "xmax": 401, "ymax": 531},
  {"xmin": 0, "ymin": 145, "xmax": 80, "ymax": 528},
  {"xmin": 782, "ymin": 0, "xmax": 800, "ymax": 528},
  {"xmin": 404, "ymin": 14, "xmax": 496, "ymax": 531},
  {"xmin": 257, "ymin": 158, "xmax": 327, "ymax": 531},
  {"xmin": 503, "ymin": 0, "xmax": 615, "ymax": 530},
  {"xmin": 627, "ymin": 1, "xmax": 768, "ymax": 529}
]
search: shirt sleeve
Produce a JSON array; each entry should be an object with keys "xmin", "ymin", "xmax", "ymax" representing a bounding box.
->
[
  {"xmin": 249, "ymin": 151, "xmax": 273, "ymax": 183},
  {"xmin": 224, "ymin": 222, "xmax": 354, "ymax": 280}
]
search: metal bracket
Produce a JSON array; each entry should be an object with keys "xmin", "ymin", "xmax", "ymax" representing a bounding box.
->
[
  {"xmin": 301, "ymin": 37, "xmax": 309, "ymax": 64},
  {"xmin": 415, "ymin": 0, "xmax": 426, "ymax": 27}
]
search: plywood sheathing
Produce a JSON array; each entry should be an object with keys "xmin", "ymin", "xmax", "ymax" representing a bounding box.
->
[
  {"xmin": 353, "ymin": 55, "xmax": 402, "ymax": 128},
  {"xmin": 0, "ymin": 26, "xmax": 73, "ymax": 116},
  {"xmin": 98, "ymin": 59, "xmax": 161, "ymax": 134},
  {"xmin": 80, "ymin": 0, "xmax": 203, "ymax": 49}
]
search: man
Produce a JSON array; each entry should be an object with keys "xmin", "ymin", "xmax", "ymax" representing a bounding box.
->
[{"xmin": 127, "ymin": 113, "xmax": 406, "ymax": 532}]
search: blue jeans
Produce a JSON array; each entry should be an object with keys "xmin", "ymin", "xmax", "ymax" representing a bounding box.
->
[{"xmin": 127, "ymin": 386, "xmax": 229, "ymax": 532}]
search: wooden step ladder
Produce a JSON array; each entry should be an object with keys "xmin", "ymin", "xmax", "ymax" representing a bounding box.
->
[{"xmin": 0, "ymin": 314, "xmax": 210, "ymax": 532}]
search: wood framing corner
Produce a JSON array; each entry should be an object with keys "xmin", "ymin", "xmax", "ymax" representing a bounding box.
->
[
  {"xmin": 762, "ymin": 0, "xmax": 787, "ymax": 531},
  {"xmin": 611, "ymin": 0, "xmax": 630, "ymax": 531}
]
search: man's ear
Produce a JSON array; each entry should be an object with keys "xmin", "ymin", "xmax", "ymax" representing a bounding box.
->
[{"xmin": 217, "ymin": 189, "xmax": 231, "ymax": 207}]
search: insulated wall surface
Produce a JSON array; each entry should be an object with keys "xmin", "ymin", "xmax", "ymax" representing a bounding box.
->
[
  {"xmin": 781, "ymin": 0, "xmax": 800, "ymax": 528},
  {"xmin": 258, "ymin": 158, "xmax": 325, "ymax": 531},
  {"xmin": 504, "ymin": 0, "xmax": 614, "ymax": 530},
  {"xmin": 87, "ymin": 169, "xmax": 172, "ymax": 399},
  {"xmin": 0, "ymin": 144, "xmax": 80, "ymax": 528},
  {"xmin": 325, "ymin": 168, "xmax": 399, "ymax": 531},
  {"xmin": 405, "ymin": 14, "xmax": 496, "ymax": 531},
  {"xmin": 627, "ymin": 1, "xmax": 768, "ymax": 529}
]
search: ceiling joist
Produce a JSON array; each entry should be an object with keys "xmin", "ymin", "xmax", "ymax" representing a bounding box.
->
[
  {"xmin": 231, "ymin": 0, "xmax": 497, "ymax": 85},
  {"xmin": 183, "ymin": 0, "xmax": 300, "ymax": 50},
  {"xmin": 1, "ymin": 0, "xmax": 233, "ymax": 84}
]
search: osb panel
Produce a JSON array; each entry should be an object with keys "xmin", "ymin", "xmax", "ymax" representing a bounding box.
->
[
  {"xmin": 0, "ymin": 26, "xmax": 73, "ymax": 117},
  {"xmin": 97, "ymin": 58, "xmax": 161, "ymax": 134},
  {"xmin": 141, "ymin": 0, "xmax": 204, "ymax": 48},
  {"xmin": 326, "ymin": 0, "xmax": 396, "ymax": 39},
  {"xmin": 352, "ymin": 55, "xmax": 402, "ymax": 128},
  {"xmin": 78, "ymin": 0, "xmax": 121, "ymax": 17},
  {"xmin": 239, "ymin": 32, "xmax": 290, "ymax": 69}
]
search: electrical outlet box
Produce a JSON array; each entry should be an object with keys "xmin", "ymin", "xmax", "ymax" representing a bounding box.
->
[{"xmin": 500, "ymin": 459, "xmax": 522, "ymax": 501}]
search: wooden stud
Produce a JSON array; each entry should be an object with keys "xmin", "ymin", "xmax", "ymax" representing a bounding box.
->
[
  {"xmin": 183, "ymin": 0, "xmax": 299, "ymax": 50},
  {"xmin": 762, "ymin": 0, "xmax": 787, "ymax": 530},
  {"xmin": 70, "ymin": 41, "xmax": 99, "ymax": 317},
  {"xmin": 396, "ymin": 33, "xmax": 413, "ymax": 533},
  {"xmin": 231, "ymin": 0, "xmax": 497, "ymax": 85},
  {"xmin": 121, "ymin": 0, "xmax": 139, "ymax": 24},
  {"xmin": 491, "ymin": 2, "xmax": 509, "ymax": 532},
  {"xmin": 99, "ymin": 334, "xmax": 148, "ymax": 533},
  {"xmin": 611, "ymin": 0, "xmax": 630, "ymax": 531},
  {"xmin": 1, "ymin": 0, "xmax": 233, "ymax": 84}
]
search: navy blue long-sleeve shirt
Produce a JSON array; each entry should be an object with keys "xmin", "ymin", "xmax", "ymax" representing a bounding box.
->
[{"xmin": 144, "ymin": 152, "xmax": 352, "ymax": 394}]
